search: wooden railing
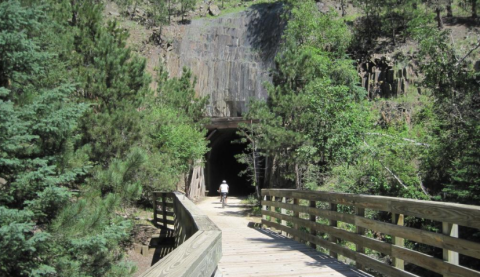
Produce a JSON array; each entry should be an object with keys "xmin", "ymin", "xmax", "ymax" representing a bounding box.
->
[
  {"xmin": 262, "ymin": 189, "xmax": 480, "ymax": 277},
  {"xmin": 141, "ymin": 192, "xmax": 222, "ymax": 277}
]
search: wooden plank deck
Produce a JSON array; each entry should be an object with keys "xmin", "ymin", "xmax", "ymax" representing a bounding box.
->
[{"xmin": 196, "ymin": 197, "xmax": 371, "ymax": 277}]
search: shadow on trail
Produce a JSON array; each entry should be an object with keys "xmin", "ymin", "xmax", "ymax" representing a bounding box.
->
[{"xmin": 244, "ymin": 228, "xmax": 371, "ymax": 276}]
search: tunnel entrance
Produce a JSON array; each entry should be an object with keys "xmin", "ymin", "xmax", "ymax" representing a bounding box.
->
[{"xmin": 205, "ymin": 128, "xmax": 255, "ymax": 196}]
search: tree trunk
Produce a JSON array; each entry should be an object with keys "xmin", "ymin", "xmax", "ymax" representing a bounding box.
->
[
  {"xmin": 131, "ymin": 1, "xmax": 137, "ymax": 20},
  {"xmin": 168, "ymin": 0, "xmax": 171, "ymax": 24},
  {"xmin": 473, "ymin": 0, "xmax": 478, "ymax": 18},
  {"xmin": 436, "ymin": 7, "xmax": 444, "ymax": 29},
  {"xmin": 392, "ymin": 26, "xmax": 396, "ymax": 45},
  {"xmin": 269, "ymin": 155, "xmax": 277, "ymax": 188},
  {"xmin": 70, "ymin": 0, "xmax": 77, "ymax": 26},
  {"xmin": 447, "ymin": 1, "xmax": 453, "ymax": 17},
  {"xmin": 295, "ymin": 163, "xmax": 301, "ymax": 190}
]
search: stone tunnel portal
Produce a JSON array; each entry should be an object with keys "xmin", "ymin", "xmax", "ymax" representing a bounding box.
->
[{"xmin": 205, "ymin": 127, "xmax": 255, "ymax": 197}]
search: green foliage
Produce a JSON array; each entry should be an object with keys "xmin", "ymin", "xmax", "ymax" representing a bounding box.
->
[
  {"xmin": 92, "ymin": 148, "xmax": 145, "ymax": 206},
  {"xmin": 0, "ymin": 207, "xmax": 54, "ymax": 277},
  {"xmin": 0, "ymin": 0, "xmax": 47, "ymax": 88},
  {"xmin": 410, "ymin": 18, "xmax": 480, "ymax": 204},
  {"xmin": 138, "ymin": 65, "xmax": 209, "ymax": 195},
  {"xmin": 151, "ymin": 0, "xmax": 169, "ymax": 27},
  {"xmin": 351, "ymin": 0, "xmax": 428, "ymax": 47},
  {"xmin": 157, "ymin": 66, "xmax": 209, "ymax": 123},
  {"xmin": 238, "ymin": 0, "xmax": 367, "ymax": 189},
  {"xmin": 49, "ymin": 196, "xmax": 135, "ymax": 277},
  {"xmin": 0, "ymin": 0, "xmax": 208, "ymax": 276},
  {"xmin": 179, "ymin": 0, "xmax": 196, "ymax": 22}
]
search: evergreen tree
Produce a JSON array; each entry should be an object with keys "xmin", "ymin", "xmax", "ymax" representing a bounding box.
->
[
  {"xmin": 151, "ymin": 0, "xmax": 169, "ymax": 29},
  {"xmin": 410, "ymin": 10, "xmax": 480, "ymax": 204},
  {"xmin": 139, "ymin": 65, "xmax": 209, "ymax": 196},
  {"xmin": 241, "ymin": 1, "xmax": 367, "ymax": 190},
  {"xmin": 179, "ymin": 0, "xmax": 196, "ymax": 22}
]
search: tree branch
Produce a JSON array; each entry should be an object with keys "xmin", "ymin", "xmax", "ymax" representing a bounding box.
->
[
  {"xmin": 363, "ymin": 140, "xmax": 409, "ymax": 190},
  {"xmin": 365, "ymin": 133, "xmax": 430, "ymax": 147},
  {"xmin": 417, "ymin": 173, "xmax": 431, "ymax": 199},
  {"xmin": 455, "ymin": 39, "xmax": 480, "ymax": 68}
]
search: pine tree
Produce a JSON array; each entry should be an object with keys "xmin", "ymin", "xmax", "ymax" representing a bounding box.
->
[
  {"xmin": 179, "ymin": 0, "xmax": 196, "ymax": 22},
  {"xmin": 411, "ymin": 12, "xmax": 480, "ymax": 204},
  {"xmin": 242, "ymin": 1, "xmax": 367, "ymax": 189}
]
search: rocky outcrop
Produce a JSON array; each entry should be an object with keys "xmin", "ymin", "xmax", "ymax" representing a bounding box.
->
[
  {"xmin": 208, "ymin": 5, "xmax": 221, "ymax": 16},
  {"xmin": 166, "ymin": 3, "xmax": 285, "ymax": 117},
  {"xmin": 358, "ymin": 55, "xmax": 418, "ymax": 98}
]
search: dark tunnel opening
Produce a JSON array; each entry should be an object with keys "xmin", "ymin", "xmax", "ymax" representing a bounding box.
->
[{"xmin": 206, "ymin": 129, "xmax": 255, "ymax": 196}]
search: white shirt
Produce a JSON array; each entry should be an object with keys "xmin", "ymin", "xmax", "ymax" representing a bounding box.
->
[{"xmin": 220, "ymin": 183, "xmax": 229, "ymax": 193}]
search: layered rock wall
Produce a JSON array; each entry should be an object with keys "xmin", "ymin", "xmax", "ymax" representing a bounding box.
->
[
  {"xmin": 166, "ymin": 3, "xmax": 285, "ymax": 117},
  {"xmin": 358, "ymin": 55, "xmax": 417, "ymax": 99}
]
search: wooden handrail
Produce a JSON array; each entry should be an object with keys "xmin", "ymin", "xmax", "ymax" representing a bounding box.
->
[
  {"xmin": 262, "ymin": 189, "xmax": 480, "ymax": 277},
  {"xmin": 141, "ymin": 191, "xmax": 222, "ymax": 277}
]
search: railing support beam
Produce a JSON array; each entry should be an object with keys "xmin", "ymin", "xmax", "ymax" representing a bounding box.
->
[
  {"xmin": 392, "ymin": 213, "xmax": 405, "ymax": 270},
  {"xmin": 355, "ymin": 207, "xmax": 365, "ymax": 271},
  {"xmin": 442, "ymin": 222, "xmax": 459, "ymax": 277},
  {"xmin": 309, "ymin": 200, "xmax": 317, "ymax": 250},
  {"xmin": 281, "ymin": 197, "xmax": 287, "ymax": 236},
  {"xmin": 329, "ymin": 203, "xmax": 338, "ymax": 259},
  {"xmin": 293, "ymin": 198, "xmax": 300, "ymax": 242}
]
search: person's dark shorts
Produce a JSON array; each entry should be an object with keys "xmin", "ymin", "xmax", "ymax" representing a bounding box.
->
[{"xmin": 221, "ymin": 192, "xmax": 228, "ymax": 198}]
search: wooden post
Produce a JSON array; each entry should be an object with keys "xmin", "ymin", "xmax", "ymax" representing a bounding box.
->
[
  {"xmin": 355, "ymin": 207, "xmax": 366, "ymax": 271},
  {"xmin": 392, "ymin": 213, "xmax": 405, "ymax": 270},
  {"xmin": 442, "ymin": 222, "xmax": 459, "ymax": 277},
  {"xmin": 162, "ymin": 193, "xmax": 167, "ymax": 229},
  {"xmin": 270, "ymin": 196, "xmax": 276, "ymax": 224},
  {"xmin": 281, "ymin": 197, "xmax": 287, "ymax": 236},
  {"xmin": 293, "ymin": 198, "xmax": 300, "ymax": 242},
  {"xmin": 329, "ymin": 203, "xmax": 338, "ymax": 259},
  {"xmin": 310, "ymin": 200, "xmax": 317, "ymax": 250},
  {"xmin": 262, "ymin": 195, "xmax": 268, "ymax": 222}
]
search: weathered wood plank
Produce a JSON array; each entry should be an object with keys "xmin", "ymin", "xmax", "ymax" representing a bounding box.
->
[
  {"xmin": 262, "ymin": 220, "xmax": 413, "ymax": 277},
  {"xmin": 355, "ymin": 216, "xmax": 480, "ymax": 260},
  {"xmin": 263, "ymin": 189, "xmax": 480, "ymax": 229},
  {"xmin": 142, "ymin": 192, "xmax": 222, "ymax": 277},
  {"xmin": 262, "ymin": 189, "xmax": 480, "ymax": 277},
  {"xmin": 142, "ymin": 231, "xmax": 222, "ymax": 277},
  {"xmin": 443, "ymin": 222, "xmax": 459, "ymax": 277},
  {"xmin": 262, "ymin": 200, "xmax": 356, "ymax": 225},
  {"xmin": 329, "ymin": 203, "xmax": 339, "ymax": 259},
  {"xmin": 293, "ymin": 198, "xmax": 300, "ymax": 242},
  {"xmin": 157, "ymin": 219, "xmax": 175, "ymax": 226},
  {"xmin": 156, "ymin": 210, "xmax": 175, "ymax": 217},
  {"xmin": 262, "ymin": 210, "xmax": 392, "ymax": 256},
  {"xmin": 392, "ymin": 246, "xmax": 480, "ymax": 277},
  {"xmin": 392, "ymin": 213, "xmax": 405, "ymax": 270},
  {"xmin": 309, "ymin": 200, "xmax": 317, "ymax": 250},
  {"xmin": 263, "ymin": 190, "xmax": 391, "ymax": 211},
  {"xmin": 355, "ymin": 207, "xmax": 366, "ymax": 271},
  {"xmin": 264, "ymin": 193, "xmax": 480, "ymax": 260}
]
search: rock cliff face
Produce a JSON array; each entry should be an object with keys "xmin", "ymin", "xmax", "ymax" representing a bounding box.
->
[{"xmin": 166, "ymin": 3, "xmax": 285, "ymax": 117}]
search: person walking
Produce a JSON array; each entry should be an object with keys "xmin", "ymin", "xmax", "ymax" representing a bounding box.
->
[{"xmin": 218, "ymin": 180, "xmax": 229, "ymax": 205}]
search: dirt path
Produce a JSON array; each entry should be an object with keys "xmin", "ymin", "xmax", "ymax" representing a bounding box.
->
[{"xmin": 196, "ymin": 197, "xmax": 369, "ymax": 277}]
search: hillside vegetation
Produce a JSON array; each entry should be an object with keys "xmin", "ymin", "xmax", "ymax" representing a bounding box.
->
[
  {"xmin": 237, "ymin": 0, "xmax": 480, "ymax": 205},
  {"xmin": 0, "ymin": 0, "xmax": 208, "ymax": 275}
]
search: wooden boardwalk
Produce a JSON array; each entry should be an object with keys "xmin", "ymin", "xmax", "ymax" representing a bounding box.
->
[{"xmin": 196, "ymin": 197, "xmax": 370, "ymax": 277}]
